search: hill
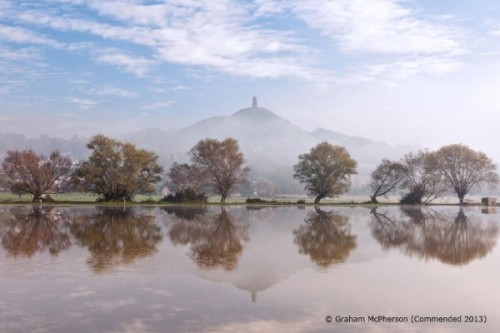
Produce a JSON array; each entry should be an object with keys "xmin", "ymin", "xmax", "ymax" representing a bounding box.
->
[{"xmin": 0, "ymin": 97, "xmax": 413, "ymax": 195}]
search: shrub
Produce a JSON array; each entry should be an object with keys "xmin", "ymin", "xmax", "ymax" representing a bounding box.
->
[
  {"xmin": 400, "ymin": 186, "xmax": 424, "ymax": 204},
  {"xmin": 163, "ymin": 188, "xmax": 207, "ymax": 204},
  {"xmin": 246, "ymin": 197, "xmax": 269, "ymax": 204}
]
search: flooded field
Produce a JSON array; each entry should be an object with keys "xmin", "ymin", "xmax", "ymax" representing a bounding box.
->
[{"xmin": 0, "ymin": 205, "xmax": 499, "ymax": 333}]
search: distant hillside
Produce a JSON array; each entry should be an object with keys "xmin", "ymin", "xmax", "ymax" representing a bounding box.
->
[
  {"xmin": 0, "ymin": 98, "xmax": 415, "ymax": 195},
  {"xmin": 125, "ymin": 98, "xmax": 414, "ymax": 194}
]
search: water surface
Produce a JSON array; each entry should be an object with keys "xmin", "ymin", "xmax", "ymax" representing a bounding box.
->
[{"xmin": 1, "ymin": 205, "xmax": 499, "ymax": 332}]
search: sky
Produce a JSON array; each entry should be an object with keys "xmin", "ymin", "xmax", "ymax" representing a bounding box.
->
[{"xmin": 1, "ymin": 0, "xmax": 500, "ymax": 157}]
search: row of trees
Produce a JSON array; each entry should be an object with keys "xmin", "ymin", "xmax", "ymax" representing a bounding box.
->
[
  {"xmin": 0, "ymin": 134, "xmax": 497, "ymax": 205},
  {"xmin": 0, "ymin": 135, "xmax": 164, "ymax": 202},
  {"xmin": 0, "ymin": 135, "xmax": 250, "ymax": 203},
  {"xmin": 369, "ymin": 145, "xmax": 499, "ymax": 204}
]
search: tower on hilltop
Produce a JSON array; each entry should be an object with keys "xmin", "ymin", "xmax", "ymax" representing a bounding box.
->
[{"xmin": 252, "ymin": 96, "xmax": 258, "ymax": 108}]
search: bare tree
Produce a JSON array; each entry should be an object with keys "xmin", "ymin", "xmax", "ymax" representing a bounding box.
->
[
  {"xmin": 369, "ymin": 159, "xmax": 406, "ymax": 203},
  {"xmin": 436, "ymin": 144, "xmax": 499, "ymax": 204},
  {"xmin": 293, "ymin": 142, "xmax": 357, "ymax": 204},
  {"xmin": 189, "ymin": 138, "xmax": 249, "ymax": 203},
  {"xmin": 1, "ymin": 149, "xmax": 72, "ymax": 202},
  {"xmin": 400, "ymin": 150, "xmax": 447, "ymax": 204},
  {"xmin": 73, "ymin": 135, "xmax": 163, "ymax": 202}
]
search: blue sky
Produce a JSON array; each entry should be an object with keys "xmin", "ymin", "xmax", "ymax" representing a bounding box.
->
[{"xmin": 1, "ymin": 0, "xmax": 500, "ymax": 157}]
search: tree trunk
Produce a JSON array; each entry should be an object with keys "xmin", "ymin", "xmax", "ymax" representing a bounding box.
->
[
  {"xmin": 221, "ymin": 195, "xmax": 226, "ymax": 204},
  {"xmin": 459, "ymin": 194, "xmax": 465, "ymax": 205},
  {"xmin": 32, "ymin": 193, "xmax": 42, "ymax": 203},
  {"xmin": 314, "ymin": 194, "xmax": 324, "ymax": 204},
  {"xmin": 370, "ymin": 195, "xmax": 378, "ymax": 203}
]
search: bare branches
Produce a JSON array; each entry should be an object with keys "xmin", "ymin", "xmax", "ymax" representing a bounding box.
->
[
  {"xmin": 1, "ymin": 149, "xmax": 71, "ymax": 202},
  {"xmin": 370, "ymin": 145, "xmax": 499, "ymax": 205},
  {"xmin": 436, "ymin": 144, "xmax": 499, "ymax": 204},
  {"xmin": 369, "ymin": 159, "xmax": 405, "ymax": 203},
  {"xmin": 188, "ymin": 138, "xmax": 249, "ymax": 203}
]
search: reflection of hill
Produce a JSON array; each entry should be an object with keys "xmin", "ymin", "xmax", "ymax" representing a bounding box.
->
[
  {"xmin": 0, "ymin": 206, "xmax": 71, "ymax": 257},
  {"xmin": 71, "ymin": 207, "xmax": 162, "ymax": 273},
  {"xmin": 294, "ymin": 208, "xmax": 356, "ymax": 268},
  {"xmin": 168, "ymin": 207, "xmax": 322, "ymax": 303},
  {"xmin": 170, "ymin": 207, "xmax": 362, "ymax": 303},
  {"xmin": 169, "ymin": 208, "xmax": 248, "ymax": 271},
  {"xmin": 370, "ymin": 207, "xmax": 498, "ymax": 265}
]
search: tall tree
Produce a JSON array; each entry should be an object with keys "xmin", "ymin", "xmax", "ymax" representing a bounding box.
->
[
  {"xmin": 369, "ymin": 159, "xmax": 406, "ymax": 203},
  {"xmin": 436, "ymin": 144, "xmax": 499, "ymax": 204},
  {"xmin": 400, "ymin": 150, "xmax": 447, "ymax": 204},
  {"xmin": 189, "ymin": 138, "xmax": 249, "ymax": 203},
  {"xmin": 1, "ymin": 149, "xmax": 72, "ymax": 202},
  {"xmin": 293, "ymin": 142, "xmax": 357, "ymax": 204},
  {"xmin": 73, "ymin": 135, "xmax": 163, "ymax": 201}
]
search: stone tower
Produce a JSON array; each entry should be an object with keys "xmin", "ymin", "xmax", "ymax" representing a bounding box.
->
[{"xmin": 252, "ymin": 96, "xmax": 258, "ymax": 108}]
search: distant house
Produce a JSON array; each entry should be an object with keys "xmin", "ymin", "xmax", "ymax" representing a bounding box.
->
[{"xmin": 481, "ymin": 197, "xmax": 497, "ymax": 206}]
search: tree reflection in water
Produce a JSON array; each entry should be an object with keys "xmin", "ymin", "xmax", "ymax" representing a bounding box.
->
[
  {"xmin": 0, "ymin": 206, "xmax": 71, "ymax": 257},
  {"xmin": 168, "ymin": 208, "xmax": 249, "ymax": 271},
  {"xmin": 370, "ymin": 207, "xmax": 498, "ymax": 265},
  {"xmin": 70, "ymin": 207, "xmax": 162, "ymax": 272},
  {"xmin": 294, "ymin": 208, "xmax": 356, "ymax": 268}
]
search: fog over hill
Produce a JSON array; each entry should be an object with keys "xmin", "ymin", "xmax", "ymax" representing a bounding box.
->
[
  {"xmin": 125, "ymin": 97, "xmax": 414, "ymax": 194},
  {"xmin": 0, "ymin": 98, "xmax": 415, "ymax": 194}
]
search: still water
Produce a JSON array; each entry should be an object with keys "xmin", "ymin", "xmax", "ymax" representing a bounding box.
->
[{"xmin": 0, "ymin": 205, "xmax": 499, "ymax": 333}]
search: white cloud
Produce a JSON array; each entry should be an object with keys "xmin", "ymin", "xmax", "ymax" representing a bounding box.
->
[
  {"xmin": 96, "ymin": 50, "xmax": 155, "ymax": 77},
  {"xmin": 68, "ymin": 97, "xmax": 97, "ymax": 109},
  {"xmin": 290, "ymin": 0, "xmax": 466, "ymax": 56},
  {"xmin": 172, "ymin": 85, "xmax": 188, "ymax": 92},
  {"xmin": 69, "ymin": 79, "xmax": 89, "ymax": 85},
  {"xmin": 87, "ymin": 0, "xmax": 172, "ymax": 27},
  {"xmin": 106, "ymin": 319, "xmax": 153, "ymax": 333},
  {"xmin": 252, "ymin": 0, "xmax": 286, "ymax": 17},
  {"xmin": 15, "ymin": 1, "xmax": 322, "ymax": 81},
  {"xmin": 0, "ymin": 24, "xmax": 61, "ymax": 47},
  {"xmin": 68, "ymin": 290, "xmax": 95, "ymax": 298},
  {"xmin": 141, "ymin": 100, "xmax": 174, "ymax": 110},
  {"xmin": 343, "ymin": 56, "xmax": 463, "ymax": 84},
  {"xmin": 3, "ymin": 0, "xmax": 472, "ymax": 86},
  {"xmin": 88, "ymin": 86, "xmax": 137, "ymax": 98},
  {"xmin": 0, "ymin": 46, "xmax": 41, "ymax": 61},
  {"xmin": 0, "ymin": 1, "xmax": 11, "ymax": 18}
]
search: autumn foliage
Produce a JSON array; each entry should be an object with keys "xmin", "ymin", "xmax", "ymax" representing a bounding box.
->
[{"xmin": 1, "ymin": 149, "xmax": 72, "ymax": 202}]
